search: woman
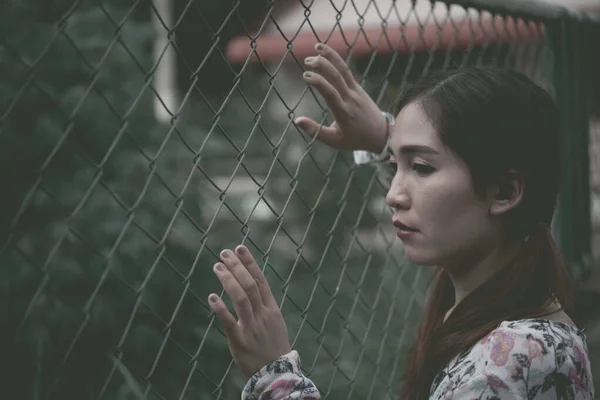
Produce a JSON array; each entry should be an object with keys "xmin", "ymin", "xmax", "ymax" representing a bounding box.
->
[{"xmin": 207, "ymin": 43, "xmax": 595, "ymax": 399}]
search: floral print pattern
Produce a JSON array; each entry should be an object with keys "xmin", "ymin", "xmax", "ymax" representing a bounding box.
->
[
  {"xmin": 482, "ymin": 330, "xmax": 515, "ymax": 366},
  {"xmin": 242, "ymin": 350, "xmax": 320, "ymax": 400},
  {"xmin": 242, "ymin": 319, "xmax": 594, "ymax": 399},
  {"xmin": 430, "ymin": 319, "xmax": 594, "ymax": 399}
]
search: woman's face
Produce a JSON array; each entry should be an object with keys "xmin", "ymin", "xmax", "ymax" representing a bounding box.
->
[{"xmin": 386, "ymin": 102, "xmax": 499, "ymax": 267}]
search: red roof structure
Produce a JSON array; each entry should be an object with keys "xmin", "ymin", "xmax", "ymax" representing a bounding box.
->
[{"xmin": 225, "ymin": 0, "xmax": 599, "ymax": 64}]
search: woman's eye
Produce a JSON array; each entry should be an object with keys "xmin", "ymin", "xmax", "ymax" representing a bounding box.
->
[{"xmin": 412, "ymin": 163, "xmax": 435, "ymax": 175}]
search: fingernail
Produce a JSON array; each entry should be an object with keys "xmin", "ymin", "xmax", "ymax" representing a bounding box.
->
[
  {"xmin": 237, "ymin": 246, "xmax": 246, "ymax": 255},
  {"xmin": 304, "ymin": 56, "xmax": 315, "ymax": 64},
  {"xmin": 214, "ymin": 263, "xmax": 224, "ymax": 272},
  {"xmin": 221, "ymin": 249, "xmax": 232, "ymax": 258},
  {"xmin": 303, "ymin": 71, "xmax": 313, "ymax": 78},
  {"xmin": 209, "ymin": 294, "xmax": 218, "ymax": 303},
  {"xmin": 315, "ymin": 43, "xmax": 324, "ymax": 51}
]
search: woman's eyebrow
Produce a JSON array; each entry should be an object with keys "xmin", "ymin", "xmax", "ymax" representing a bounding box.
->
[{"xmin": 388, "ymin": 144, "xmax": 439, "ymax": 156}]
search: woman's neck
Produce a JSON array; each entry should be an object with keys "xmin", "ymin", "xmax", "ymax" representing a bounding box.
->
[{"xmin": 444, "ymin": 237, "xmax": 523, "ymax": 313}]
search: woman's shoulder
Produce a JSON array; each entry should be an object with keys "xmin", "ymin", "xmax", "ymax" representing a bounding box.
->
[
  {"xmin": 495, "ymin": 317, "xmax": 588, "ymax": 346},
  {"xmin": 475, "ymin": 318, "xmax": 590, "ymax": 374},
  {"xmin": 432, "ymin": 318, "xmax": 594, "ymax": 399}
]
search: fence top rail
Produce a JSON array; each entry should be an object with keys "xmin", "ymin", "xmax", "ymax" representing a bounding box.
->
[{"xmin": 437, "ymin": 0, "xmax": 600, "ymax": 23}]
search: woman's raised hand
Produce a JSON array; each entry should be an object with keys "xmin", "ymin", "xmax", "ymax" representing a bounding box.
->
[
  {"xmin": 296, "ymin": 43, "xmax": 388, "ymax": 154},
  {"xmin": 208, "ymin": 245, "xmax": 292, "ymax": 379}
]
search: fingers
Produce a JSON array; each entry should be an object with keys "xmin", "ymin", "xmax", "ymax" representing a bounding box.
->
[
  {"xmin": 219, "ymin": 249, "xmax": 264, "ymax": 312},
  {"xmin": 294, "ymin": 118, "xmax": 347, "ymax": 149},
  {"xmin": 305, "ymin": 55, "xmax": 348, "ymax": 99},
  {"xmin": 212, "ymin": 261, "xmax": 255, "ymax": 328},
  {"xmin": 234, "ymin": 245, "xmax": 279, "ymax": 309},
  {"xmin": 316, "ymin": 43, "xmax": 357, "ymax": 89},
  {"xmin": 208, "ymin": 293, "xmax": 244, "ymax": 345},
  {"xmin": 302, "ymin": 70, "xmax": 344, "ymax": 116}
]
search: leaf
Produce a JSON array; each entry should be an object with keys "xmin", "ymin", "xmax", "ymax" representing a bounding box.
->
[
  {"xmin": 530, "ymin": 323, "xmax": 546, "ymax": 331},
  {"xmin": 528, "ymin": 384, "xmax": 542, "ymax": 398},
  {"xmin": 542, "ymin": 372, "xmax": 556, "ymax": 392},
  {"xmin": 464, "ymin": 363, "xmax": 476, "ymax": 376},
  {"xmin": 514, "ymin": 353, "xmax": 530, "ymax": 368},
  {"xmin": 555, "ymin": 373, "xmax": 576, "ymax": 400},
  {"xmin": 555, "ymin": 345, "xmax": 567, "ymax": 367},
  {"xmin": 543, "ymin": 333, "xmax": 556, "ymax": 347}
]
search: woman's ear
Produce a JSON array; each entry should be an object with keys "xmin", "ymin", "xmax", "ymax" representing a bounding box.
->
[{"xmin": 489, "ymin": 170, "xmax": 524, "ymax": 216}]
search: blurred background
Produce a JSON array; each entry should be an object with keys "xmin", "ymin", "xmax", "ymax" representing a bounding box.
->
[{"xmin": 1, "ymin": 0, "xmax": 599, "ymax": 399}]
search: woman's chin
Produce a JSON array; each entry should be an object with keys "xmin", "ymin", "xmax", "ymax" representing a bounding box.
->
[{"xmin": 404, "ymin": 248, "xmax": 439, "ymax": 266}]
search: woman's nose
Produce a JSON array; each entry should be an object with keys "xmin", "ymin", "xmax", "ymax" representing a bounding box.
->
[{"xmin": 385, "ymin": 179, "xmax": 411, "ymax": 210}]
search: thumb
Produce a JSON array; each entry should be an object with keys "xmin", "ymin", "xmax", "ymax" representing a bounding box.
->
[{"xmin": 295, "ymin": 117, "xmax": 342, "ymax": 148}]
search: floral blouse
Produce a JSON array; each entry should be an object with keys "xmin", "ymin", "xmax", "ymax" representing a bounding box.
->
[
  {"xmin": 240, "ymin": 114, "xmax": 594, "ymax": 399},
  {"xmin": 241, "ymin": 319, "xmax": 594, "ymax": 399}
]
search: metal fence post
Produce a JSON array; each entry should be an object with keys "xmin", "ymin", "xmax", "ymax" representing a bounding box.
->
[{"xmin": 547, "ymin": 13, "xmax": 593, "ymax": 281}]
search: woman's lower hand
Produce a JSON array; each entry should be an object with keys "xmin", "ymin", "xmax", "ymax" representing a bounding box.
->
[
  {"xmin": 208, "ymin": 245, "xmax": 292, "ymax": 380},
  {"xmin": 296, "ymin": 43, "xmax": 388, "ymax": 154}
]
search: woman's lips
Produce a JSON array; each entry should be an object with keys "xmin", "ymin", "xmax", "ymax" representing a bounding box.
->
[
  {"xmin": 396, "ymin": 229, "xmax": 417, "ymax": 240},
  {"xmin": 393, "ymin": 219, "xmax": 418, "ymax": 240}
]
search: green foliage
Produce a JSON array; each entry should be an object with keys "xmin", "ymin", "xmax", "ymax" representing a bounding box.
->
[{"xmin": 0, "ymin": 0, "xmax": 234, "ymax": 398}]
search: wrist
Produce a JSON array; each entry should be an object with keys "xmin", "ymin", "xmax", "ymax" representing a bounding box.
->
[{"xmin": 369, "ymin": 111, "xmax": 393, "ymax": 158}]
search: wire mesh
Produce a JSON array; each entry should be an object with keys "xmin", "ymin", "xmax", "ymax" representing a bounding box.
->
[{"xmin": 0, "ymin": 0, "xmax": 596, "ymax": 399}]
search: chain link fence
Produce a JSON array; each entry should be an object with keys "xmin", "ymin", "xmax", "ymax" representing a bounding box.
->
[{"xmin": 1, "ymin": 0, "xmax": 599, "ymax": 399}]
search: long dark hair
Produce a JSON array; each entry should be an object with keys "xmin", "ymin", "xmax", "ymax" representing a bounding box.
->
[{"xmin": 395, "ymin": 67, "xmax": 573, "ymax": 399}]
